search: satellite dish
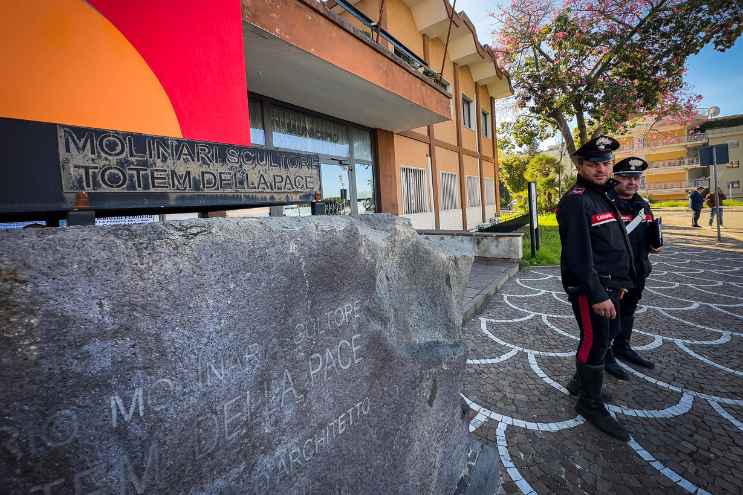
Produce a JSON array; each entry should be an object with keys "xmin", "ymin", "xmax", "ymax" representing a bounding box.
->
[{"xmin": 707, "ymin": 106, "xmax": 720, "ymax": 118}]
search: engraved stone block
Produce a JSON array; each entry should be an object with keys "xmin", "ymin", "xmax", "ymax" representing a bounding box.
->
[{"xmin": 0, "ymin": 215, "xmax": 474, "ymax": 494}]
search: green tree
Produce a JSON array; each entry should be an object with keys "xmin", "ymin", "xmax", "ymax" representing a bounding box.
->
[
  {"xmin": 497, "ymin": 114, "xmax": 555, "ymax": 155},
  {"xmin": 493, "ymin": 0, "xmax": 742, "ymax": 164},
  {"xmin": 499, "ymin": 154, "xmax": 530, "ymax": 198},
  {"xmin": 525, "ymin": 154, "xmax": 561, "ymax": 212}
]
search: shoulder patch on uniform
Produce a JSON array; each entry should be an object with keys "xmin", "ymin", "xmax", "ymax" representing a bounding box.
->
[{"xmin": 571, "ymin": 187, "xmax": 585, "ymax": 195}]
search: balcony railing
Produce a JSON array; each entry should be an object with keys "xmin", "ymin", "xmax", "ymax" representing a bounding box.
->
[
  {"xmin": 642, "ymin": 178, "xmax": 709, "ymax": 191},
  {"xmin": 333, "ymin": 0, "xmax": 450, "ymax": 92},
  {"xmin": 648, "ymin": 157, "xmax": 702, "ymax": 170},
  {"xmin": 643, "ymin": 132, "xmax": 706, "ymax": 148}
]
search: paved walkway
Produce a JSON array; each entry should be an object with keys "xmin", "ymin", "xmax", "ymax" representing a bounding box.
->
[
  {"xmin": 463, "ymin": 235, "xmax": 743, "ymax": 495},
  {"xmin": 658, "ymin": 207, "xmax": 743, "ymax": 245}
]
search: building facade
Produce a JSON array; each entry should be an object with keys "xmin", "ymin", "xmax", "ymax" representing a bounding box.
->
[
  {"xmin": 700, "ymin": 115, "xmax": 743, "ymax": 200},
  {"xmin": 243, "ymin": 0, "xmax": 512, "ymax": 229},
  {"xmin": 614, "ymin": 113, "xmax": 742, "ymax": 200},
  {"xmin": 0, "ymin": 0, "xmax": 510, "ymax": 229}
]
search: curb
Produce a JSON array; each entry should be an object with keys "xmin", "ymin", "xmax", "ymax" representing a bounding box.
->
[{"xmin": 463, "ymin": 262, "xmax": 520, "ymax": 323}]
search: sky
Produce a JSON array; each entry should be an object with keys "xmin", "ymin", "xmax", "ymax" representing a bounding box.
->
[{"xmin": 457, "ymin": 0, "xmax": 743, "ymax": 118}]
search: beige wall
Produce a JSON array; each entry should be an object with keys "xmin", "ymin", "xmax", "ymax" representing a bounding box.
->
[
  {"xmin": 646, "ymin": 170, "xmax": 687, "ymax": 183},
  {"xmin": 708, "ymin": 125, "xmax": 743, "ymax": 198},
  {"xmin": 458, "ymin": 66, "xmax": 477, "ymax": 152},
  {"xmin": 463, "ymin": 155, "xmax": 479, "ymax": 178},
  {"xmin": 478, "ymin": 84, "xmax": 493, "ymax": 156},
  {"xmin": 247, "ymin": 0, "xmax": 450, "ymax": 120},
  {"xmin": 337, "ymin": 0, "xmax": 380, "ymax": 33},
  {"xmin": 646, "ymin": 149, "xmax": 688, "ymax": 161},
  {"xmin": 386, "ymin": 0, "xmax": 424, "ymax": 60},
  {"xmin": 394, "ymin": 134, "xmax": 429, "ymax": 168},
  {"xmin": 436, "ymin": 148, "xmax": 459, "ymax": 174},
  {"xmin": 359, "ymin": 0, "xmax": 507, "ymax": 230},
  {"xmin": 429, "ymin": 38, "xmax": 457, "ymax": 145},
  {"xmin": 482, "ymin": 159, "xmax": 495, "ymax": 179}
]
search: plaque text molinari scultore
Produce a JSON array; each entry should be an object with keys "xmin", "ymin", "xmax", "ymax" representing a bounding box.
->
[{"xmin": 58, "ymin": 125, "xmax": 321, "ymax": 197}]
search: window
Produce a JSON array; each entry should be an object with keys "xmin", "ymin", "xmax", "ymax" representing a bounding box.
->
[
  {"xmin": 466, "ymin": 176, "xmax": 481, "ymax": 207},
  {"xmin": 249, "ymin": 98, "xmax": 265, "ymax": 145},
  {"xmin": 462, "ymin": 96, "xmax": 473, "ymax": 129},
  {"xmin": 401, "ymin": 166, "xmax": 431, "ymax": 214},
  {"xmin": 482, "ymin": 111, "xmax": 490, "ymax": 137},
  {"xmin": 351, "ymin": 127, "xmax": 372, "ymax": 161},
  {"xmin": 355, "ymin": 162, "xmax": 375, "ymax": 214},
  {"xmin": 440, "ymin": 172, "xmax": 460, "ymax": 210},
  {"xmin": 271, "ymin": 104, "xmax": 350, "ymax": 157},
  {"xmin": 484, "ymin": 178, "xmax": 495, "ymax": 205}
]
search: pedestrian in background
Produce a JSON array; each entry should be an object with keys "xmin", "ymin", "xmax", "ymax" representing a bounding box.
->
[
  {"xmin": 706, "ymin": 188, "xmax": 726, "ymax": 227},
  {"xmin": 558, "ymin": 135, "xmax": 633, "ymax": 441},
  {"xmin": 689, "ymin": 186, "xmax": 704, "ymax": 227}
]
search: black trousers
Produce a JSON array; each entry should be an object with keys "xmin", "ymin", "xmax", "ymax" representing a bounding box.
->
[
  {"xmin": 692, "ymin": 209, "xmax": 701, "ymax": 225},
  {"xmin": 614, "ymin": 283, "xmax": 644, "ymax": 350},
  {"xmin": 569, "ymin": 291, "xmax": 622, "ymax": 366}
]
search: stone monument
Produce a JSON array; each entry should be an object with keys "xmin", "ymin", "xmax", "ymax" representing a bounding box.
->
[{"xmin": 0, "ymin": 215, "xmax": 475, "ymax": 494}]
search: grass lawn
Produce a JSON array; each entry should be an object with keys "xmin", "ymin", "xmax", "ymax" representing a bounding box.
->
[
  {"xmin": 651, "ymin": 199, "xmax": 743, "ymax": 208},
  {"xmin": 520, "ymin": 213, "xmax": 561, "ymax": 266}
]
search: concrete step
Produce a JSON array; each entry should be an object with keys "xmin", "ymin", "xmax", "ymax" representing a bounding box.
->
[{"xmin": 463, "ymin": 259, "xmax": 520, "ymax": 323}]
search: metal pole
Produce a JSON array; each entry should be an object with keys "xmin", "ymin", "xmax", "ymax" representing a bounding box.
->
[
  {"xmin": 348, "ymin": 164, "xmax": 359, "ymax": 217},
  {"xmin": 528, "ymin": 182, "xmax": 538, "ymax": 256},
  {"xmin": 713, "ymin": 160, "xmax": 721, "ymax": 241}
]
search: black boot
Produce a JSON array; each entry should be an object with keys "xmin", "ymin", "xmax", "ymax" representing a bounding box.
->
[
  {"xmin": 576, "ymin": 364, "xmax": 629, "ymax": 441},
  {"xmin": 613, "ymin": 316, "xmax": 655, "ymax": 369},
  {"xmin": 614, "ymin": 346, "xmax": 655, "ymax": 368},
  {"xmin": 566, "ymin": 371, "xmax": 612, "ymax": 401},
  {"xmin": 604, "ymin": 349, "xmax": 630, "ymax": 380},
  {"xmin": 566, "ymin": 372, "xmax": 581, "ymax": 396}
]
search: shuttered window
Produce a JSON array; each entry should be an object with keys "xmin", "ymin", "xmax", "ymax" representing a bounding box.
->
[
  {"xmin": 466, "ymin": 176, "xmax": 481, "ymax": 207},
  {"xmin": 441, "ymin": 172, "xmax": 460, "ymax": 210},
  {"xmin": 484, "ymin": 178, "xmax": 496, "ymax": 205},
  {"xmin": 401, "ymin": 166, "xmax": 431, "ymax": 214}
]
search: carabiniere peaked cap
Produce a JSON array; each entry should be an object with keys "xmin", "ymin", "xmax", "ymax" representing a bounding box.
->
[
  {"xmin": 572, "ymin": 135, "xmax": 620, "ymax": 162},
  {"xmin": 613, "ymin": 156, "xmax": 648, "ymax": 175}
]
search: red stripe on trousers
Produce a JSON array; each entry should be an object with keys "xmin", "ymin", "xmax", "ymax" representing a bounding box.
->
[{"xmin": 577, "ymin": 295, "xmax": 593, "ymax": 364}]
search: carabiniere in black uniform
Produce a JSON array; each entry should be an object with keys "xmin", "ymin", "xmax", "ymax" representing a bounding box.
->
[
  {"xmin": 608, "ymin": 156, "xmax": 660, "ymax": 370},
  {"xmin": 557, "ymin": 135, "xmax": 635, "ymax": 441}
]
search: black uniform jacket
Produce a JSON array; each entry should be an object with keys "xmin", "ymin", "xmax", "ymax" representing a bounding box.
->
[
  {"xmin": 557, "ymin": 176, "xmax": 635, "ymax": 304},
  {"xmin": 611, "ymin": 192, "xmax": 654, "ymax": 281}
]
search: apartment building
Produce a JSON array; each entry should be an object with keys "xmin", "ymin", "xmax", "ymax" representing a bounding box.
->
[
  {"xmin": 614, "ymin": 112, "xmax": 742, "ymax": 200},
  {"xmin": 700, "ymin": 114, "xmax": 743, "ymax": 199},
  {"xmin": 246, "ymin": 0, "xmax": 512, "ymax": 229}
]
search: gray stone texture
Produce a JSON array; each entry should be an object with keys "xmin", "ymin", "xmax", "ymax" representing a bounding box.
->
[
  {"xmin": 0, "ymin": 215, "xmax": 473, "ymax": 495},
  {"xmin": 419, "ymin": 231, "xmax": 524, "ymax": 260}
]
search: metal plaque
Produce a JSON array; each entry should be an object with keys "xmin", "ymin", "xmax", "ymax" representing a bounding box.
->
[
  {"xmin": 0, "ymin": 117, "xmax": 321, "ymax": 216},
  {"xmin": 58, "ymin": 125, "xmax": 320, "ymax": 195}
]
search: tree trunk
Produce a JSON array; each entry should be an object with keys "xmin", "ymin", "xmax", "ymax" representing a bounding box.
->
[
  {"xmin": 574, "ymin": 100, "xmax": 588, "ymax": 146},
  {"xmin": 551, "ymin": 111, "xmax": 579, "ymax": 167}
]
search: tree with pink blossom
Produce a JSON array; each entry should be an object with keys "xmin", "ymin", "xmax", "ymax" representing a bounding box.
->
[{"xmin": 493, "ymin": 0, "xmax": 742, "ymax": 163}]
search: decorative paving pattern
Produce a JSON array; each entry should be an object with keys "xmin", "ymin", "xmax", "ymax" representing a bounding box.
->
[{"xmin": 463, "ymin": 240, "xmax": 743, "ymax": 494}]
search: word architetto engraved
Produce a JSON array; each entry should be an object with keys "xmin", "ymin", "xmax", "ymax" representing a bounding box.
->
[{"xmin": 58, "ymin": 125, "xmax": 321, "ymax": 197}]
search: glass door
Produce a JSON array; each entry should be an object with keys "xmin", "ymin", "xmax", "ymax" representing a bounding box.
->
[
  {"xmin": 354, "ymin": 162, "xmax": 375, "ymax": 214},
  {"xmin": 320, "ymin": 161, "xmax": 355, "ymax": 215}
]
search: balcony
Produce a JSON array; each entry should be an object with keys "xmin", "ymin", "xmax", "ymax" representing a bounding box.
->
[
  {"xmin": 647, "ymin": 157, "xmax": 702, "ymax": 171},
  {"xmin": 642, "ymin": 178, "xmax": 709, "ymax": 192},
  {"xmin": 242, "ymin": 0, "xmax": 452, "ymax": 132},
  {"xmin": 643, "ymin": 132, "xmax": 707, "ymax": 149}
]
